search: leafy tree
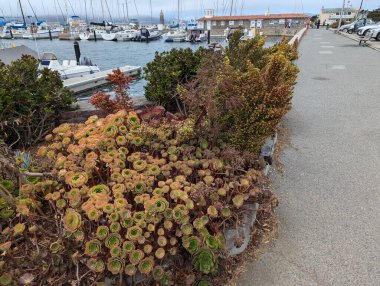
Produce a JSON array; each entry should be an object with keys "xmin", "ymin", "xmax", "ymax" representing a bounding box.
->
[
  {"xmin": 0, "ymin": 55, "xmax": 75, "ymax": 147},
  {"xmin": 368, "ymin": 10, "xmax": 380, "ymax": 22},
  {"xmin": 143, "ymin": 48, "xmax": 207, "ymax": 111}
]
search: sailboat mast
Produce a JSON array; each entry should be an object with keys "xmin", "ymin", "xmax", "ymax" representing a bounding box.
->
[
  {"xmin": 100, "ymin": 0, "xmax": 105, "ymax": 20},
  {"xmin": 125, "ymin": 0, "xmax": 129, "ymax": 22},
  {"xmin": 178, "ymin": 0, "xmax": 180, "ymax": 23},
  {"xmin": 18, "ymin": 0, "xmax": 26, "ymax": 26},
  {"xmin": 117, "ymin": 0, "xmax": 121, "ymax": 23},
  {"xmin": 150, "ymin": 0, "xmax": 153, "ymax": 24},
  {"xmin": 229, "ymin": 0, "xmax": 234, "ymax": 16},
  {"xmin": 84, "ymin": 0, "xmax": 89, "ymax": 24},
  {"xmin": 104, "ymin": 0, "xmax": 113, "ymax": 22}
]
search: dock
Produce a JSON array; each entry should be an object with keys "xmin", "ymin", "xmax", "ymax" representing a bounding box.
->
[{"xmin": 63, "ymin": 65, "xmax": 141, "ymax": 94}]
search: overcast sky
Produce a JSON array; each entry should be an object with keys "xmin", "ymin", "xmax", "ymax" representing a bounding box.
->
[{"xmin": 1, "ymin": 0, "xmax": 379, "ymax": 21}]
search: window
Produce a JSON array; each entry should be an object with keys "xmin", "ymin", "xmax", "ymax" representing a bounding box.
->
[
  {"xmin": 212, "ymin": 20, "xmax": 217, "ymax": 26},
  {"xmin": 239, "ymin": 20, "xmax": 244, "ymax": 25},
  {"xmin": 348, "ymin": 12, "xmax": 352, "ymax": 15},
  {"xmin": 229, "ymin": 20, "xmax": 235, "ymax": 26},
  {"xmin": 221, "ymin": 20, "xmax": 225, "ymax": 26}
]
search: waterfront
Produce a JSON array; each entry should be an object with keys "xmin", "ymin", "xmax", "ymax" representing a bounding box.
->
[{"xmin": 0, "ymin": 37, "xmax": 282, "ymax": 97}]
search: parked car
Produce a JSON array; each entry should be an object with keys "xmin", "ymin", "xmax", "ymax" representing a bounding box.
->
[
  {"xmin": 357, "ymin": 24, "xmax": 380, "ymax": 36},
  {"xmin": 339, "ymin": 21, "xmax": 356, "ymax": 33},
  {"xmin": 347, "ymin": 18, "xmax": 375, "ymax": 34},
  {"xmin": 370, "ymin": 28, "xmax": 380, "ymax": 41}
]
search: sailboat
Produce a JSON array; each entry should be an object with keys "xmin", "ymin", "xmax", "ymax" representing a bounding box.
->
[
  {"xmin": 23, "ymin": 21, "xmax": 62, "ymax": 39},
  {"xmin": 162, "ymin": 0, "xmax": 187, "ymax": 42}
]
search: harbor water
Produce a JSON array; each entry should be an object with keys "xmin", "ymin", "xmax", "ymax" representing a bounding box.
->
[{"xmin": 1, "ymin": 37, "xmax": 283, "ymax": 98}]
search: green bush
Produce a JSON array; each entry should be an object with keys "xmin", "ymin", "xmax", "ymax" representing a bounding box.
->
[
  {"xmin": 144, "ymin": 48, "xmax": 207, "ymax": 111},
  {"xmin": 0, "ymin": 55, "xmax": 75, "ymax": 147},
  {"xmin": 179, "ymin": 32, "xmax": 299, "ymax": 154}
]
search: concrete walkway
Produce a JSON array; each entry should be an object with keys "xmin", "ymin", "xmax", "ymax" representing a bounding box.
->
[{"xmin": 238, "ymin": 29, "xmax": 380, "ymax": 285}]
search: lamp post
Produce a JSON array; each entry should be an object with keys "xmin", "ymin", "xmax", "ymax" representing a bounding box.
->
[{"xmin": 337, "ymin": 0, "xmax": 346, "ymax": 31}]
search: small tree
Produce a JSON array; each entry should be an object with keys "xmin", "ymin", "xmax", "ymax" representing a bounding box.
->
[
  {"xmin": 90, "ymin": 69, "xmax": 133, "ymax": 114},
  {"xmin": 368, "ymin": 10, "xmax": 380, "ymax": 22},
  {"xmin": 143, "ymin": 48, "xmax": 207, "ymax": 111},
  {"xmin": 0, "ymin": 55, "xmax": 75, "ymax": 148}
]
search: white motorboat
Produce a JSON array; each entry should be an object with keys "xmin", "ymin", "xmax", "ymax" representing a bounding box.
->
[
  {"xmin": 79, "ymin": 30, "xmax": 106, "ymax": 40},
  {"xmin": 162, "ymin": 30, "xmax": 187, "ymax": 42},
  {"xmin": 39, "ymin": 52, "xmax": 100, "ymax": 80},
  {"xmin": 118, "ymin": 29, "xmax": 139, "ymax": 41}
]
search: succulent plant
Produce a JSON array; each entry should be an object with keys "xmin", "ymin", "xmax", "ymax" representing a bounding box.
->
[
  {"xmin": 107, "ymin": 257, "xmax": 124, "ymax": 274},
  {"xmin": 85, "ymin": 239, "xmax": 102, "ymax": 257},
  {"xmin": 193, "ymin": 248, "xmax": 217, "ymax": 274},
  {"xmin": 15, "ymin": 110, "xmax": 269, "ymax": 282},
  {"xmin": 138, "ymin": 257, "xmax": 154, "ymax": 274},
  {"xmin": 49, "ymin": 241, "xmax": 62, "ymax": 254}
]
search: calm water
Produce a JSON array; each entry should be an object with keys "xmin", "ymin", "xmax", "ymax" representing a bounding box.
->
[{"xmin": 2, "ymin": 37, "xmax": 282, "ymax": 97}]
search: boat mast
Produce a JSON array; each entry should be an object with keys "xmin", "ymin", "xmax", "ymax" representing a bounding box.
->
[
  {"xmin": 178, "ymin": 0, "xmax": 180, "ymax": 24},
  {"xmin": 18, "ymin": 0, "xmax": 27, "ymax": 26},
  {"xmin": 84, "ymin": 0, "xmax": 89, "ymax": 24},
  {"xmin": 229, "ymin": 0, "xmax": 234, "ymax": 16},
  {"xmin": 150, "ymin": 0, "xmax": 153, "ymax": 24},
  {"xmin": 90, "ymin": 0, "xmax": 95, "ymax": 21},
  {"xmin": 100, "ymin": 0, "xmax": 105, "ymax": 20},
  {"xmin": 125, "ymin": 0, "xmax": 130, "ymax": 23},
  {"xmin": 104, "ymin": 0, "xmax": 113, "ymax": 23},
  {"xmin": 117, "ymin": 0, "xmax": 121, "ymax": 23}
]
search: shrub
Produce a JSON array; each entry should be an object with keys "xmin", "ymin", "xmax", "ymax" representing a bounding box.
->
[
  {"xmin": 368, "ymin": 10, "xmax": 380, "ymax": 22},
  {"xmin": 90, "ymin": 69, "xmax": 133, "ymax": 114},
  {"xmin": 144, "ymin": 48, "xmax": 207, "ymax": 111},
  {"xmin": 180, "ymin": 34, "xmax": 299, "ymax": 154},
  {"xmin": 0, "ymin": 55, "xmax": 75, "ymax": 147},
  {"xmin": 0, "ymin": 110, "xmax": 272, "ymax": 284}
]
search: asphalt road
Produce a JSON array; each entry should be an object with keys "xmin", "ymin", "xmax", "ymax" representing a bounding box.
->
[{"xmin": 237, "ymin": 29, "xmax": 380, "ymax": 285}]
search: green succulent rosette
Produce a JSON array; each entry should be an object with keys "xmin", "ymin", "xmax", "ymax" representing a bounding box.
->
[
  {"xmin": 193, "ymin": 247, "xmax": 218, "ymax": 274},
  {"xmin": 183, "ymin": 236, "xmax": 201, "ymax": 255},
  {"xmin": 96, "ymin": 226, "xmax": 109, "ymax": 240},
  {"xmin": 129, "ymin": 249, "xmax": 145, "ymax": 265},
  {"xmin": 104, "ymin": 233, "xmax": 122, "ymax": 249},
  {"xmin": 126, "ymin": 226, "xmax": 143, "ymax": 241},
  {"xmin": 138, "ymin": 257, "xmax": 154, "ymax": 275},
  {"xmin": 107, "ymin": 257, "xmax": 124, "ymax": 274},
  {"xmin": 84, "ymin": 239, "xmax": 102, "ymax": 257},
  {"xmin": 152, "ymin": 265, "xmax": 165, "ymax": 281}
]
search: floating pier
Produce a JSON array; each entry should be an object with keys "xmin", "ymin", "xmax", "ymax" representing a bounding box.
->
[{"xmin": 63, "ymin": 65, "xmax": 141, "ymax": 94}]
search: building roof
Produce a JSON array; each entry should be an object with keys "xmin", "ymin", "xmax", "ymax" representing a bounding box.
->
[
  {"xmin": 0, "ymin": 45, "xmax": 38, "ymax": 65},
  {"xmin": 321, "ymin": 8, "xmax": 357, "ymax": 13},
  {"xmin": 197, "ymin": 13, "xmax": 309, "ymax": 21}
]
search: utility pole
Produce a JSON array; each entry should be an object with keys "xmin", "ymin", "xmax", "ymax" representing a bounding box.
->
[
  {"xmin": 337, "ymin": 0, "xmax": 346, "ymax": 31},
  {"xmin": 357, "ymin": 0, "xmax": 364, "ymax": 20}
]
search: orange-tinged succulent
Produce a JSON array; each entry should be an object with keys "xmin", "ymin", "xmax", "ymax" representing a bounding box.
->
[{"xmin": 63, "ymin": 209, "xmax": 82, "ymax": 233}]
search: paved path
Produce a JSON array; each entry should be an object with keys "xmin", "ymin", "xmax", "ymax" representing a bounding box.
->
[{"xmin": 237, "ymin": 29, "xmax": 380, "ymax": 285}]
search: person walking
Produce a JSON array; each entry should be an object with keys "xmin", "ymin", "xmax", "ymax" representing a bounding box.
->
[{"xmin": 317, "ymin": 19, "xmax": 321, "ymax": 29}]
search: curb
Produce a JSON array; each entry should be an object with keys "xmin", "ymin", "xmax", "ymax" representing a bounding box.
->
[
  {"xmin": 225, "ymin": 132, "xmax": 278, "ymax": 256},
  {"xmin": 334, "ymin": 30, "xmax": 380, "ymax": 53}
]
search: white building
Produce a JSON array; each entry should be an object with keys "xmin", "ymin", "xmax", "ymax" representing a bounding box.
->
[{"xmin": 319, "ymin": 7, "xmax": 358, "ymax": 25}]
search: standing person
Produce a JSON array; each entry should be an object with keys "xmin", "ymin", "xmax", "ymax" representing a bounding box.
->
[{"xmin": 317, "ymin": 19, "xmax": 321, "ymax": 29}]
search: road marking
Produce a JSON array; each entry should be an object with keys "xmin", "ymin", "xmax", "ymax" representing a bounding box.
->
[
  {"xmin": 327, "ymin": 65, "xmax": 346, "ymax": 70},
  {"xmin": 320, "ymin": 41, "xmax": 330, "ymax": 44},
  {"xmin": 319, "ymin": 51, "xmax": 333, "ymax": 54},
  {"xmin": 321, "ymin": 45, "xmax": 335, "ymax": 48}
]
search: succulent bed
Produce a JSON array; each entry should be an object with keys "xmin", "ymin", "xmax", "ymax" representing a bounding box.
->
[{"xmin": 0, "ymin": 110, "xmax": 275, "ymax": 285}]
